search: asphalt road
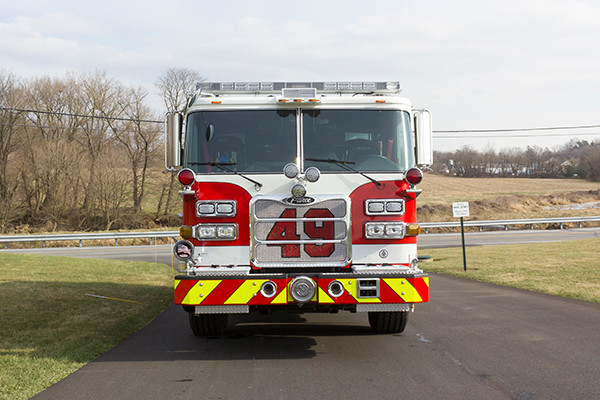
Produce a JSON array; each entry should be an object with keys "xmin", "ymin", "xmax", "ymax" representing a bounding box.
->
[
  {"xmin": 31, "ymin": 274, "xmax": 600, "ymax": 400},
  {"xmin": 11, "ymin": 228, "xmax": 600, "ymax": 399}
]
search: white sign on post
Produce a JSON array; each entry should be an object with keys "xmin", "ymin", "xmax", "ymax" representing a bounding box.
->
[{"xmin": 452, "ymin": 202, "xmax": 470, "ymax": 218}]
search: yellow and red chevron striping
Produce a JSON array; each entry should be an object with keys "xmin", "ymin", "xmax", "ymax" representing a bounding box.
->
[{"xmin": 174, "ymin": 276, "xmax": 429, "ymax": 306}]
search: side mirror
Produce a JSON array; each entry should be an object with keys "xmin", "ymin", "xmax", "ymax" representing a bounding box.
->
[
  {"xmin": 165, "ymin": 112, "xmax": 183, "ymax": 169},
  {"xmin": 414, "ymin": 109, "xmax": 433, "ymax": 167}
]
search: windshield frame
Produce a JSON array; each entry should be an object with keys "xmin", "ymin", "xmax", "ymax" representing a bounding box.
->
[{"xmin": 183, "ymin": 106, "xmax": 414, "ymax": 174}]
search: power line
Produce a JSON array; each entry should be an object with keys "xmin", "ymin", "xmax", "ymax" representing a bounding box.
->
[
  {"xmin": 434, "ymin": 124, "xmax": 600, "ymax": 133},
  {"xmin": 435, "ymin": 132, "xmax": 600, "ymax": 138},
  {"xmin": 1, "ymin": 106, "xmax": 163, "ymax": 124},
  {"xmin": 3, "ymin": 105, "xmax": 600, "ymax": 138},
  {"xmin": 0, "ymin": 122, "xmax": 160, "ymax": 135}
]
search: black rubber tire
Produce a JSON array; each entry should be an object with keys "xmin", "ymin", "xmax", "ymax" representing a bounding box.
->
[
  {"xmin": 368, "ymin": 311, "xmax": 409, "ymax": 334},
  {"xmin": 188, "ymin": 312, "xmax": 228, "ymax": 337}
]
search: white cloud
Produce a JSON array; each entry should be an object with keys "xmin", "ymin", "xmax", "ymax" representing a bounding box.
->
[
  {"xmin": 13, "ymin": 13, "xmax": 107, "ymax": 37},
  {"xmin": 0, "ymin": 19, "xmax": 81, "ymax": 65},
  {"xmin": 2, "ymin": 0, "xmax": 600, "ymax": 150}
]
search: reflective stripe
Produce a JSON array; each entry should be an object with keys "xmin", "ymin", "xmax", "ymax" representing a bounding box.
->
[
  {"xmin": 175, "ymin": 276, "xmax": 429, "ymax": 306},
  {"xmin": 318, "ymin": 287, "xmax": 335, "ymax": 304},
  {"xmin": 225, "ymin": 279, "xmax": 268, "ymax": 304},
  {"xmin": 181, "ymin": 280, "xmax": 221, "ymax": 305},
  {"xmin": 272, "ymin": 287, "xmax": 288, "ymax": 304},
  {"xmin": 383, "ymin": 278, "xmax": 423, "ymax": 302}
]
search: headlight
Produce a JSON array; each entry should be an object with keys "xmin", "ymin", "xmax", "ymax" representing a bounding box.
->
[
  {"xmin": 365, "ymin": 222, "xmax": 406, "ymax": 239},
  {"xmin": 196, "ymin": 200, "xmax": 236, "ymax": 217},
  {"xmin": 365, "ymin": 199, "xmax": 405, "ymax": 215},
  {"xmin": 366, "ymin": 223, "xmax": 386, "ymax": 238},
  {"xmin": 195, "ymin": 224, "xmax": 237, "ymax": 240}
]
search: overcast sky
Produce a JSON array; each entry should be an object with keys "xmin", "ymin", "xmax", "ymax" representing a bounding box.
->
[{"xmin": 2, "ymin": 0, "xmax": 600, "ymax": 151}]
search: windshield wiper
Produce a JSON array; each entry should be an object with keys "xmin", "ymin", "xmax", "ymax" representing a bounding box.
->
[
  {"xmin": 305, "ymin": 158, "xmax": 382, "ymax": 187},
  {"xmin": 189, "ymin": 161, "xmax": 263, "ymax": 188}
]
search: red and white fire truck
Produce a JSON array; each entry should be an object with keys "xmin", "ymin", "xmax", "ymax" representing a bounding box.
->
[{"xmin": 165, "ymin": 81, "xmax": 432, "ymax": 336}]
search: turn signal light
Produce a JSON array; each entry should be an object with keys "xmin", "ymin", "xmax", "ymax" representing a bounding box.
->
[
  {"xmin": 179, "ymin": 226, "xmax": 194, "ymax": 238},
  {"xmin": 406, "ymin": 224, "xmax": 421, "ymax": 236}
]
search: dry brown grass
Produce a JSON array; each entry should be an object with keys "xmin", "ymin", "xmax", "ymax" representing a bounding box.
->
[{"xmin": 418, "ymin": 173, "xmax": 600, "ymax": 222}]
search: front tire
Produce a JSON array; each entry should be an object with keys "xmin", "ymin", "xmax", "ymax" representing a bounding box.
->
[
  {"xmin": 188, "ymin": 312, "xmax": 228, "ymax": 337},
  {"xmin": 368, "ymin": 311, "xmax": 409, "ymax": 334}
]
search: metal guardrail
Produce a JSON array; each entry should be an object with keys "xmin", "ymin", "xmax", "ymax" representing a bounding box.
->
[
  {"xmin": 420, "ymin": 216, "xmax": 600, "ymax": 231},
  {"xmin": 0, "ymin": 231, "xmax": 180, "ymax": 247},
  {"xmin": 1, "ymin": 216, "xmax": 599, "ymax": 247}
]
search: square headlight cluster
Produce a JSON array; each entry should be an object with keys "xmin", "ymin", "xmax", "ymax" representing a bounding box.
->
[
  {"xmin": 365, "ymin": 199, "xmax": 405, "ymax": 215},
  {"xmin": 195, "ymin": 223, "xmax": 237, "ymax": 240},
  {"xmin": 196, "ymin": 200, "xmax": 236, "ymax": 217},
  {"xmin": 365, "ymin": 222, "xmax": 405, "ymax": 239}
]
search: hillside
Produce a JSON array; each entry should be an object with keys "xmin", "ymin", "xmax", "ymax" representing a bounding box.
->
[{"xmin": 417, "ymin": 173, "xmax": 600, "ymax": 222}]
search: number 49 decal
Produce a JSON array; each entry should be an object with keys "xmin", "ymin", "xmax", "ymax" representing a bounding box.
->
[{"xmin": 267, "ymin": 208, "xmax": 335, "ymax": 258}]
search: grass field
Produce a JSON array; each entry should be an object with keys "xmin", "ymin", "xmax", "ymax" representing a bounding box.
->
[
  {"xmin": 0, "ymin": 253, "xmax": 172, "ymax": 400},
  {"xmin": 419, "ymin": 173, "xmax": 600, "ymax": 203},
  {"xmin": 2, "ymin": 174, "xmax": 599, "ymax": 399},
  {"xmin": 418, "ymin": 173, "xmax": 600, "ymax": 221},
  {"xmin": 423, "ymin": 237, "xmax": 600, "ymax": 303}
]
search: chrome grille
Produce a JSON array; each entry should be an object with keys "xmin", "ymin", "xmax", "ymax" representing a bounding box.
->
[{"xmin": 250, "ymin": 195, "xmax": 351, "ymax": 268}]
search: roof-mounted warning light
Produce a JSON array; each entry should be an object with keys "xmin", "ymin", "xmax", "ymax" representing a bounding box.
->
[{"xmin": 195, "ymin": 81, "xmax": 401, "ymax": 96}]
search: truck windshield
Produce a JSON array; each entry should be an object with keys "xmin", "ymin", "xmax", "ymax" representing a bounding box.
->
[
  {"xmin": 184, "ymin": 109, "xmax": 414, "ymax": 174},
  {"xmin": 184, "ymin": 110, "xmax": 297, "ymax": 173},
  {"xmin": 303, "ymin": 110, "xmax": 414, "ymax": 172}
]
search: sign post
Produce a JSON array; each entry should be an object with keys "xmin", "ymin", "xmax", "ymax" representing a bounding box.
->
[{"xmin": 452, "ymin": 202, "xmax": 469, "ymax": 271}]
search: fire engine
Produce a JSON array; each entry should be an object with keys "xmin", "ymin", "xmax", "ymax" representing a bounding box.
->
[{"xmin": 165, "ymin": 81, "xmax": 432, "ymax": 336}]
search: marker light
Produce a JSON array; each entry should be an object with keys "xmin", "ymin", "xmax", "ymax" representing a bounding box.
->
[
  {"xmin": 178, "ymin": 168, "xmax": 195, "ymax": 186},
  {"xmin": 405, "ymin": 168, "xmax": 423, "ymax": 185}
]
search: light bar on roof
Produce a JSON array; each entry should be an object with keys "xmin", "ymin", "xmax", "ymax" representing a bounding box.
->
[{"xmin": 196, "ymin": 81, "xmax": 401, "ymax": 95}]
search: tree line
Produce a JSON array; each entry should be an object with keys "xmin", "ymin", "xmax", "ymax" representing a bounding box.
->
[
  {"xmin": 0, "ymin": 68, "xmax": 202, "ymax": 233},
  {"xmin": 2, "ymin": 68, "xmax": 598, "ymax": 234},
  {"xmin": 432, "ymin": 141, "xmax": 600, "ymax": 180}
]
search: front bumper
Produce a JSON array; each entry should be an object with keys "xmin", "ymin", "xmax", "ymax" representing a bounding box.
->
[{"xmin": 174, "ymin": 267, "xmax": 428, "ymax": 314}]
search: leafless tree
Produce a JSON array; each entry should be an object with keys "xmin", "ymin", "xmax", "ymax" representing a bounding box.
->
[
  {"xmin": 20, "ymin": 75, "xmax": 86, "ymax": 223},
  {"xmin": 0, "ymin": 71, "xmax": 24, "ymax": 231},
  {"xmin": 155, "ymin": 67, "xmax": 204, "ymax": 111},
  {"xmin": 110, "ymin": 86, "xmax": 162, "ymax": 213},
  {"xmin": 95, "ymin": 147, "xmax": 131, "ymax": 230},
  {"xmin": 76, "ymin": 70, "xmax": 124, "ymax": 211},
  {"xmin": 155, "ymin": 67, "xmax": 204, "ymax": 215}
]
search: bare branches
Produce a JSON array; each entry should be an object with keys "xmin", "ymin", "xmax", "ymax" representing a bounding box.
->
[{"xmin": 0, "ymin": 70, "xmax": 167, "ymax": 232}]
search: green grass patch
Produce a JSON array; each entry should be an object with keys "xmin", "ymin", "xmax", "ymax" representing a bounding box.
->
[
  {"xmin": 423, "ymin": 237, "xmax": 600, "ymax": 303},
  {"xmin": 0, "ymin": 253, "xmax": 173, "ymax": 400}
]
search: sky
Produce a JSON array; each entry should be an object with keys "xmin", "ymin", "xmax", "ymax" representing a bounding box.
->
[{"xmin": 1, "ymin": 0, "xmax": 600, "ymax": 152}]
